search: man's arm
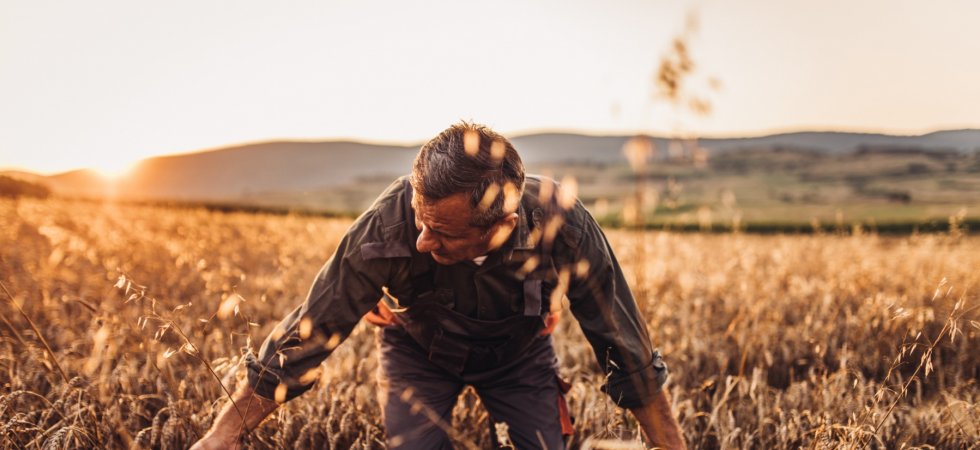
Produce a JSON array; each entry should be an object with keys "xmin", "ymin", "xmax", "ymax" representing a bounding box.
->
[
  {"xmin": 189, "ymin": 384, "xmax": 279, "ymax": 450},
  {"xmin": 555, "ymin": 196, "xmax": 687, "ymax": 449},
  {"xmin": 629, "ymin": 390, "xmax": 687, "ymax": 450},
  {"xmin": 192, "ymin": 179, "xmax": 411, "ymax": 448}
]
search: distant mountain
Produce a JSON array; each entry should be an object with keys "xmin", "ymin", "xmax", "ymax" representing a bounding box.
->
[
  {"xmin": 699, "ymin": 130, "xmax": 980, "ymax": 154},
  {"xmin": 511, "ymin": 130, "xmax": 980, "ymax": 165},
  {"xmin": 0, "ymin": 170, "xmax": 48, "ymax": 185},
  {"xmin": 1, "ymin": 169, "xmax": 113, "ymax": 198},
  {"xmin": 116, "ymin": 141, "xmax": 417, "ymax": 200},
  {"xmin": 510, "ymin": 134, "xmax": 635, "ymax": 164},
  {"xmin": 4, "ymin": 129, "xmax": 977, "ymax": 207},
  {"xmin": 48, "ymin": 169, "xmax": 113, "ymax": 198}
]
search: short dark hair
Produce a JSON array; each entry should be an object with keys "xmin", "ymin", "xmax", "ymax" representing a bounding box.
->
[{"xmin": 411, "ymin": 122, "xmax": 525, "ymax": 228}]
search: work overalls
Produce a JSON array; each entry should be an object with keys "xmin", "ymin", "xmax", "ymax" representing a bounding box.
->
[{"xmin": 375, "ymin": 181, "xmax": 573, "ymax": 450}]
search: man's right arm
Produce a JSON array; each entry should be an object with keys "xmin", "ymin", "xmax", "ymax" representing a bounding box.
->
[
  {"xmin": 191, "ymin": 178, "xmax": 411, "ymax": 448},
  {"xmin": 189, "ymin": 384, "xmax": 279, "ymax": 450}
]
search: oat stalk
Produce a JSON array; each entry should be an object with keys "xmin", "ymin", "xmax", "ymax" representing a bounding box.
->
[{"xmin": 0, "ymin": 280, "xmax": 70, "ymax": 384}]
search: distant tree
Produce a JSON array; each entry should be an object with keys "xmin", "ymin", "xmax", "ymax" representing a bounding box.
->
[
  {"xmin": 0, "ymin": 175, "xmax": 51, "ymax": 199},
  {"xmin": 907, "ymin": 163, "xmax": 930, "ymax": 175},
  {"xmin": 887, "ymin": 191, "xmax": 912, "ymax": 203}
]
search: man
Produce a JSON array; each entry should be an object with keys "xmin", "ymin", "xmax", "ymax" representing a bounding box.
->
[{"xmin": 191, "ymin": 122, "xmax": 686, "ymax": 449}]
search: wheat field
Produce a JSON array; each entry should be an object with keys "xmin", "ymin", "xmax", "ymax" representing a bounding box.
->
[{"xmin": 0, "ymin": 197, "xmax": 977, "ymax": 449}]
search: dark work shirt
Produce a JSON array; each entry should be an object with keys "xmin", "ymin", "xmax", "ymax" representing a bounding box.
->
[{"xmin": 246, "ymin": 175, "xmax": 668, "ymax": 408}]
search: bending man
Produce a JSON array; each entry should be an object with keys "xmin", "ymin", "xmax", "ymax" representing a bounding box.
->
[{"xmin": 191, "ymin": 122, "xmax": 686, "ymax": 449}]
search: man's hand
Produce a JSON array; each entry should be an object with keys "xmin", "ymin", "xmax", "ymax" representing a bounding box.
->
[
  {"xmin": 629, "ymin": 389, "xmax": 687, "ymax": 450},
  {"xmin": 364, "ymin": 299, "xmax": 398, "ymax": 327},
  {"xmin": 365, "ymin": 299, "xmax": 561, "ymax": 335},
  {"xmin": 189, "ymin": 384, "xmax": 279, "ymax": 450},
  {"xmin": 188, "ymin": 430, "xmax": 241, "ymax": 450}
]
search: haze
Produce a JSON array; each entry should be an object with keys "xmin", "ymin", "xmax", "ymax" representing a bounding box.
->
[{"xmin": 2, "ymin": 0, "xmax": 979, "ymax": 175}]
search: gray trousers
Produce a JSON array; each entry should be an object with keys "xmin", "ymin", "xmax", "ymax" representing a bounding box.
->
[{"xmin": 377, "ymin": 326, "xmax": 568, "ymax": 450}]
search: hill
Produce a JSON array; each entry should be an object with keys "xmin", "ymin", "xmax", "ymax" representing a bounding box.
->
[
  {"xmin": 4, "ymin": 129, "xmax": 978, "ymax": 224},
  {"xmin": 117, "ymin": 141, "xmax": 417, "ymax": 201},
  {"xmin": 699, "ymin": 130, "xmax": 980, "ymax": 155}
]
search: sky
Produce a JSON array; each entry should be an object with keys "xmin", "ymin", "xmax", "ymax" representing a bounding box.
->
[{"xmin": 2, "ymin": 0, "xmax": 979, "ymax": 176}]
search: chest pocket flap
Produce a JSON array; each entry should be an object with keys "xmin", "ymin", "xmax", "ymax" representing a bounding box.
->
[{"xmin": 361, "ymin": 241, "xmax": 411, "ymax": 260}]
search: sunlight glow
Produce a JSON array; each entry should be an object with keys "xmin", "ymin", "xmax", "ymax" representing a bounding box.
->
[{"xmin": 92, "ymin": 159, "xmax": 138, "ymax": 181}]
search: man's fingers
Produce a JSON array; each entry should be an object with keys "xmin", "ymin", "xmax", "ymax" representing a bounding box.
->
[
  {"xmin": 377, "ymin": 301, "xmax": 395, "ymax": 321},
  {"xmin": 364, "ymin": 300, "xmax": 397, "ymax": 327},
  {"xmin": 189, "ymin": 432, "xmax": 241, "ymax": 450},
  {"xmin": 364, "ymin": 310, "xmax": 393, "ymax": 327}
]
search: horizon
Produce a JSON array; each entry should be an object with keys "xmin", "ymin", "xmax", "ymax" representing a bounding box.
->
[
  {"xmin": 3, "ymin": 0, "xmax": 980, "ymax": 176},
  {"xmin": 2, "ymin": 125, "xmax": 977, "ymax": 178}
]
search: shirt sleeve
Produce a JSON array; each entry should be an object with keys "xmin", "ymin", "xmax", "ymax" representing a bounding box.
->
[
  {"xmin": 560, "ymin": 203, "xmax": 668, "ymax": 409},
  {"xmin": 245, "ymin": 193, "xmax": 402, "ymax": 401}
]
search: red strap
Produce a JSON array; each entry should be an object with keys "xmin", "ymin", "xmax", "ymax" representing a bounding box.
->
[
  {"xmin": 556, "ymin": 375, "xmax": 574, "ymax": 435},
  {"xmin": 557, "ymin": 395, "xmax": 574, "ymax": 436}
]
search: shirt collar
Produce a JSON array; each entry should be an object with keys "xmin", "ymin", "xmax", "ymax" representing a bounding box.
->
[{"xmin": 503, "ymin": 202, "xmax": 536, "ymax": 262}]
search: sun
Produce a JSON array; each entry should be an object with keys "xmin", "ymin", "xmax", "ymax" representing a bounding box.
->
[{"xmin": 92, "ymin": 159, "xmax": 137, "ymax": 181}]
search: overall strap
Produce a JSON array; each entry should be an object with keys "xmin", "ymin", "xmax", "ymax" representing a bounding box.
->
[
  {"xmin": 520, "ymin": 197, "xmax": 560, "ymax": 318},
  {"xmin": 523, "ymin": 279, "xmax": 542, "ymax": 317}
]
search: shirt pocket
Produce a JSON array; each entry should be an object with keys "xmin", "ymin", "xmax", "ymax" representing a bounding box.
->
[{"xmin": 416, "ymin": 288, "xmax": 456, "ymax": 309}]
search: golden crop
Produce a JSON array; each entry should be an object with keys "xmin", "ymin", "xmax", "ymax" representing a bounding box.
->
[{"xmin": 1, "ymin": 198, "xmax": 977, "ymax": 449}]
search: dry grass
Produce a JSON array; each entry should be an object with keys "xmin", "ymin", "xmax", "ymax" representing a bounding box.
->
[{"xmin": 1, "ymin": 197, "xmax": 977, "ymax": 449}]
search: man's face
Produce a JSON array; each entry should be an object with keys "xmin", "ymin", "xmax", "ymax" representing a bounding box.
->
[{"xmin": 412, "ymin": 191, "xmax": 515, "ymax": 265}]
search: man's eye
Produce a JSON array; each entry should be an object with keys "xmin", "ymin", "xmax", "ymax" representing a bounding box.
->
[
  {"xmin": 438, "ymin": 230, "xmax": 466, "ymax": 240},
  {"xmin": 424, "ymin": 224, "xmax": 451, "ymax": 239}
]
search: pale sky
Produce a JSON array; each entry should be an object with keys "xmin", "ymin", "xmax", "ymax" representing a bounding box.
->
[{"xmin": 2, "ymin": 0, "xmax": 979, "ymax": 175}]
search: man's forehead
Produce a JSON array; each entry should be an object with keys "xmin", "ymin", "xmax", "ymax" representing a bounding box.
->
[
  {"xmin": 413, "ymin": 191, "xmax": 475, "ymax": 227},
  {"xmin": 412, "ymin": 190, "xmax": 467, "ymax": 209}
]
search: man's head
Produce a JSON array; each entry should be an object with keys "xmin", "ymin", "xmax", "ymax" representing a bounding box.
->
[{"xmin": 411, "ymin": 122, "xmax": 525, "ymax": 265}]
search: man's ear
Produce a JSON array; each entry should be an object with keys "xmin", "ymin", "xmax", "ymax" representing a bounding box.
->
[
  {"xmin": 486, "ymin": 212, "xmax": 520, "ymax": 249},
  {"xmin": 500, "ymin": 212, "xmax": 519, "ymax": 230}
]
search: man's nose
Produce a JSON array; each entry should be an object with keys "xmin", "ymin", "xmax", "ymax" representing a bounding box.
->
[{"xmin": 416, "ymin": 226, "xmax": 440, "ymax": 253}]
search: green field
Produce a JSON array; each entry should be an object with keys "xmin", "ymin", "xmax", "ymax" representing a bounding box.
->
[{"xmin": 562, "ymin": 147, "xmax": 980, "ymax": 232}]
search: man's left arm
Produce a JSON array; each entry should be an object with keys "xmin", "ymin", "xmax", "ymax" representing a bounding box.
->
[
  {"xmin": 558, "ymin": 202, "xmax": 686, "ymax": 449},
  {"xmin": 630, "ymin": 390, "xmax": 687, "ymax": 449}
]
